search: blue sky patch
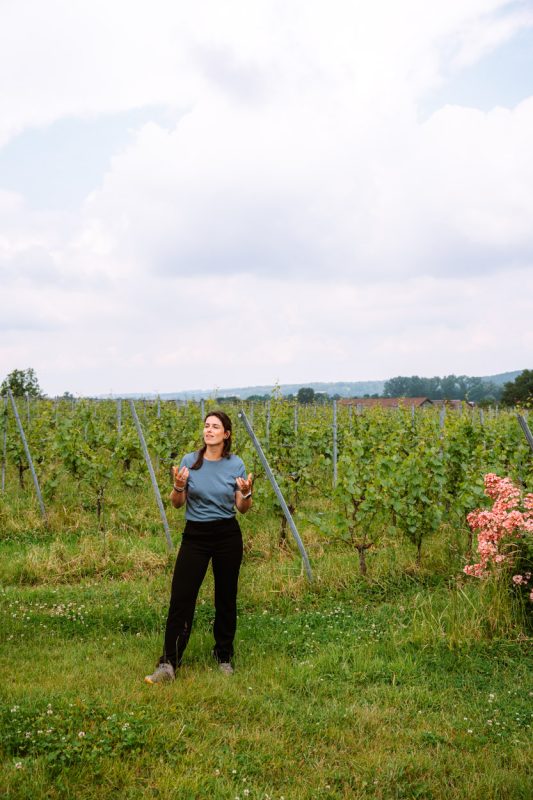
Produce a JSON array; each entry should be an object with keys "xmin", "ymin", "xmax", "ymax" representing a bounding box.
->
[
  {"xmin": 421, "ymin": 25, "xmax": 533, "ymax": 118},
  {"xmin": 0, "ymin": 106, "xmax": 176, "ymax": 211}
]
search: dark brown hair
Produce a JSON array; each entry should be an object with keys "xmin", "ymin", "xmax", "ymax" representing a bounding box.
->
[{"xmin": 190, "ymin": 410, "xmax": 233, "ymax": 470}]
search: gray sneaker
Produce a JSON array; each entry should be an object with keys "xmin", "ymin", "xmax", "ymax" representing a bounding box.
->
[
  {"xmin": 144, "ymin": 662, "xmax": 175, "ymax": 684},
  {"xmin": 218, "ymin": 662, "xmax": 234, "ymax": 675}
]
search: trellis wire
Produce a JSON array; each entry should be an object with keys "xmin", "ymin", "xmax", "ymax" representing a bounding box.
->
[
  {"xmin": 128, "ymin": 400, "xmax": 173, "ymax": 551},
  {"xmin": 238, "ymin": 409, "xmax": 313, "ymax": 581},
  {"xmin": 7, "ymin": 389, "xmax": 47, "ymax": 520}
]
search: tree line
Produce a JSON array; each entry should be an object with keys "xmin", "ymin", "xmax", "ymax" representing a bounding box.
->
[
  {"xmin": 383, "ymin": 374, "xmax": 500, "ymax": 402},
  {"xmin": 383, "ymin": 372, "xmax": 533, "ymax": 405},
  {"xmin": 1, "ymin": 367, "xmax": 532, "ymax": 406}
]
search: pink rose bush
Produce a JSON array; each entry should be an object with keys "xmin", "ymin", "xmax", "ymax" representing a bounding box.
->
[{"xmin": 464, "ymin": 473, "xmax": 533, "ymax": 601}]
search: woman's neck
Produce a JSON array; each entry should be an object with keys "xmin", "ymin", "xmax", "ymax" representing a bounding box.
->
[{"xmin": 204, "ymin": 443, "xmax": 224, "ymax": 461}]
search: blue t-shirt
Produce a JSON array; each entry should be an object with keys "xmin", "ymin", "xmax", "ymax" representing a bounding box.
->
[{"xmin": 179, "ymin": 452, "xmax": 247, "ymax": 522}]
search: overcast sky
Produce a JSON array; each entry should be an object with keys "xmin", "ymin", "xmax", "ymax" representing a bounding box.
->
[{"xmin": 1, "ymin": 0, "xmax": 532, "ymax": 396}]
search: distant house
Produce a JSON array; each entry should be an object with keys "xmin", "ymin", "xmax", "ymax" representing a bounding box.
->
[
  {"xmin": 339, "ymin": 397, "xmax": 433, "ymax": 409},
  {"xmin": 433, "ymin": 399, "xmax": 475, "ymax": 410}
]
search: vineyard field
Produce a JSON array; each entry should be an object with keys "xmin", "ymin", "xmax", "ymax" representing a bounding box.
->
[
  {"xmin": 1, "ymin": 398, "xmax": 532, "ymax": 799},
  {"xmin": 1, "ymin": 397, "xmax": 531, "ymax": 558}
]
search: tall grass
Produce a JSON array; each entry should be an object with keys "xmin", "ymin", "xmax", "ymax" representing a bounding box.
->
[{"xmin": 1, "ymin": 492, "xmax": 531, "ymax": 798}]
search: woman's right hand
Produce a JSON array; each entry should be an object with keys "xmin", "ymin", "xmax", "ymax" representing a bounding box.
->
[{"xmin": 172, "ymin": 465, "xmax": 189, "ymax": 489}]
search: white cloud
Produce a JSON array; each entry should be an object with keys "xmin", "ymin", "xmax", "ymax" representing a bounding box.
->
[
  {"xmin": 363, "ymin": 97, "xmax": 533, "ymax": 276},
  {"xmin": 2, "ymin": 267, "xmax": 531, "ymax": 394},
  {"xmin": 0, "ymin": 0, "xmax": 199, "ymax": 146},
  {"xmin": 451, "ymin": 3, "xmax": 533, "ymax": 69},
  {"xmin": 0, "ymin": 1, "xmax": 525, "ymax": 144},
  {"xmin": 0, "ymin": 0, "xmax": 532, "ymax": 393},
  {"xmin": 77, "ymin": 91, "xmax": 533, "ymax": 282}
]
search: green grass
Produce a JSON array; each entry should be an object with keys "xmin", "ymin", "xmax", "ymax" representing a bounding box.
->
[
  {"xmin": 1, "ymin": 496, "xmax": 532, "ymax": 799},
  {"xmin": 2, "ymin": 577, "xmax": 532, "ymax": 798}
]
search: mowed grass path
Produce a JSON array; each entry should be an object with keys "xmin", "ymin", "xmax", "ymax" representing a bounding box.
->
[{"xmin": 2, "ymin": 549, "xmax": 532, "ymax": 800}]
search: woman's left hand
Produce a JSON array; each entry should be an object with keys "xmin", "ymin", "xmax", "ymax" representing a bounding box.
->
[{"xmin": 236, "ymin": 473, "xmax": 253, "ymax": 495}]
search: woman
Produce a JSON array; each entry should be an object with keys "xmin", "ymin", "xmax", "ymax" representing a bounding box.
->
[{"xmin": 145, "ymin": 410, "xmax": 253, "ymax": 683}]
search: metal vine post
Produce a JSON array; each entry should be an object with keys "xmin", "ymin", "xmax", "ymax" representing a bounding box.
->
[
  {"xmin": 516, "ymin": 413, "xmax": 533, "ymax": 453},
  {"xmin": 332, "ymin": 399, "xmax": 338, "ymax": 488},
  {"xmin": 238, "ymin": 409, "xmax": 313, "ymax": 582},
  {"xmin": 128, "ymin": 399, "xmax": 173, "ymax": 551},
  {"xmin": 7, "ymin": 388, "xmax": 47, "ymax": 521},
  {"xmin": 265, "ymin": 400, "xmax": 271, "ymax": 449},
  {"xmin": 116, "ymin": 398, "xmax": 122, "ymax": 438},
  {"xmin": 1, "ymin": 396, "xmax": 7, "ymax": 493}
]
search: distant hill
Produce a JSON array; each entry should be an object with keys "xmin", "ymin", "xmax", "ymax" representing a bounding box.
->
[
  {"xmin": 157, "ymin": 380, "xmax": 385, "ymax": 401},
  {"xmin": 482, "ymin": 370, "xmax": 522, "ymax": 386},
  {"xmin": 109, "ymin": 370, "xmax": 524, "ymax": 400}
]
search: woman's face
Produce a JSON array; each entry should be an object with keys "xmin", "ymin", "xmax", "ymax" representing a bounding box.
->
[{"xmin": 203, "ymin": 415, "xmax": 229, "ymax": 447}]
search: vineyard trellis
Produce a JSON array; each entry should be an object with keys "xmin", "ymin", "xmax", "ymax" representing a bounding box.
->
[{"xmin": 1, "ymin": 396, "xmax": 531, "ymax": 572}]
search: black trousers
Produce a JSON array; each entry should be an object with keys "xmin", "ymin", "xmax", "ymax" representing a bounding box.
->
[{"xmin": 161, "ymin": 517, "xmax": 243, "ymax": 668}]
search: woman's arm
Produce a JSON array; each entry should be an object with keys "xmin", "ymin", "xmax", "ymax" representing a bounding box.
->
[
  {"xmin": 235, "ymin": 473, "xmax": 253, "ymax": 514},
  {"xmin": 170, "ymin": 465, "xmax": 189, "ymax": 508},
  {"xmin": 170, "ymin": 485, "xmax": 187, "ymax": 508},
  {"xmin": 235, "ymin": 491, "xmax": 252, "ymax": 514}
]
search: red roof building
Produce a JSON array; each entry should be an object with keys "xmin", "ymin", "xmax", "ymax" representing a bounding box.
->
[{"xmin": 338, "ymin": 397, "xmax": 434, "ymax": 409}]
